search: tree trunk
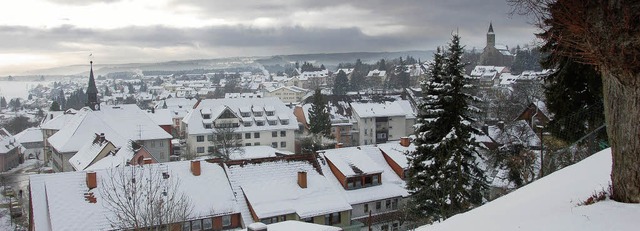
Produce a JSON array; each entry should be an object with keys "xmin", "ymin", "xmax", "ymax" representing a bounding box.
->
[{"xmin": 602, "ymin": 71, "xmax": 640, "ymax": 203}]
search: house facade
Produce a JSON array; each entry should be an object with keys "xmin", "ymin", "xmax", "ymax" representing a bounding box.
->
[
  {"xmin": 0, "ymin": 128, "xmax": 21, "ymax": 172},
  {"xmin": 351, "ymin": 101, "xmax": 416, "ymax": 145},
  {"xmin": 182, "ymin": 97, "xmax": 298, "ymax": 156}
]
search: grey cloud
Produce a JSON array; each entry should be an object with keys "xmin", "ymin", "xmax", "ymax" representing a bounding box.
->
[{"xmin": 46, "ymin": 0, "xmax": 122, "ymax": 5}]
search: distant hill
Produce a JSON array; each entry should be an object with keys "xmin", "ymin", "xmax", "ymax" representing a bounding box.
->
[{"xmin": 17, "ymin": 50, "xmax": 434, "ymax": 77}]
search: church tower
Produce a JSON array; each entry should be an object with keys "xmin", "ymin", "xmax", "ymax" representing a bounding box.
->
[
  {"xmin": 486, "ymin": 22, "xmax": 495, "ymax": 48},
  {"xmin": 86, "ymin": 61, "xmax": 100, "ymax": 111}
]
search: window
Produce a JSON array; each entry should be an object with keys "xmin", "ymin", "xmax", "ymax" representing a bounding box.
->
[
  {"xmin": 392, "ymin": 222, "xmax": 399, "ymax": 231},
  {"xmin": 392, "ymin": 198, "xmax": 398, "ymax": 210},
  {"xmin": 280, "ymin": 131, "xmax": 286, "ymax": 137},
  {"xmin": 244, "ymin": 133, "xmax": 251, "ymax": 139},
  {"xmin": 205, "ymin": 124, "xmax": 212, "ymax": 129},
  {"xmin": 386, "ymin": 200, "xmax": 391, "ymax": 209},
  {"xmin": 222, "ymin": 215, "xmax": 231, "ymax": 227},
  {"xmin": 268, "ymin": 120, "xmax": 277, "ymax": 125},
  {"xmin": 203, "ymin": 218, "xmax": 213, "ymax": 230},
  {"xmin": 254, "ymin": 132, "xmax": 260, "ymax": 138},
  {"xmin": 254, "ymin": 111, "xmax": 263, "ymax": 117},
  {"xmin": 203, "ymin": 114, "xmax": 211, "ymax": 119},
  {"xmin": 324, "ymin": 212, "xmax": 341, "ymax": 225},
  {"xmin": 208, "ymin": 146, "xmax": 215, "ymax": 153},
  {"xmin": 364, "ymin": 203, "xmax": 369, "ymax": 213},
  {"xmin": 373, "ymin": 175, "xmax": 380, "ymax": 185},
  {"xmin": 281, "ymin": 119, "xmax": 289, "ymax": 125},
  {"xmin": 197, "ymin": 147, "xmax": 205, "ymax": 153},
  {"xmin": 266, "ymin": 111, "xmax": 274, "ymax": 116},
  {"xmin": 272, "ymin": 131, "xmax": 278, "ymax": 137},
  {"xmin": 197, "ymin": 136, "xmax": 204, "ymax": 142},
  {"xmin": 182, "ymin": 222, "xmax": 191, "ymax": 231},
  {"xmin": 303, "ymin": 217, "xmax": 314, "ymax": 223},
  {"xmin": 280, "ymin": 142, "xmax": 286, "ymax": 148},
  {"xmin": 381, "ymin": 225, "xmax": 389, "ymax": 231},
  {"xmin": 244, "ymin": 121, "xmax": 252, "ymax": 127},
  {"xmin": 159, "ymin": 141, "xmax": 164, "ymax": 147},
  {"xmin": 272, "ymin": 142, "xmax": 278, "ymax": 148},
  {"xmin": 241, "ymin": 112, "xmax": 250, "ymax": 117},
  {"xmin": 207, "ymin": 135, "xmax": 214, "ymax": 141},
  {"xmin": 376, "ymin": 201, "xmax": 381, "ymax": 210},
  {"xmin": 257, "ymin": 121, "xmax": 265, "ymax": 126},
  {"xmin": 191, "ymin": 220, "xmax": 202, "ymax": 231},
  {"xmin": 245, "ymin": 143, "xmax": 251, "ymax": 146},
  {"xmin": 254, "ymin": 142, "xmax": 260, "ymax": 146}
]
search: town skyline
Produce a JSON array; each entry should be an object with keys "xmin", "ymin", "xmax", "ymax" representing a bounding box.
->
[{"xmin": 0, "ymin": 0, "xmax": 538, "ymax": 76}]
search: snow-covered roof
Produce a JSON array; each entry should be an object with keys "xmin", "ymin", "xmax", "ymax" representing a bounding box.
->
[
  {"xmin": 323, "ymin": 146, "xmax": 385, "ymax": 177},
  {"xmin": 351, "ymin": 100, "xmax": 415, "ymax": 118},
  {"xmin": 68, "ymin": 135, "xmax": 119, "ymax": 171},
  {"xmin": 418, "ymin": 148, "xmax": 640, "ymax": 231},
  {"xmin": 229, "ymin": 145, "xmax": 293, "ymax": 160},
  {"xmin": 367, "ymin": 69, "xmax": 387, "ymax": 78},
  {"xmin": 320, "ymin": 146, "xmax": 409, "ymax": 205},
  {"xmin": 30, "ymin": 161, "xmax": 239, "ymax": 231},
  {"xmin": 244, "ymin": 220, "xmax": 342, "ymax": 231},
  {"xmin": 226, "ymin": 160, "xmax": 351, "ymax": 223},
  {"xmin": 377, "ymin": 141, "xmax": 415, "ymax": 169},
  {"xmin": 40, "ymin": 112, "xmax": 76, "ymax": 130},
  {"xmin": 146, "ymin": 108, "xmax": 174, "ymax": 126},
  {"xmin": 0, "ymin": 128, "xmax": 18, "ymax": 154},
  {"xmin": 48, "ymin": 105, "xmax": 172, "ymax": 153},
  {"xmin": 183, "ymin": 97, "xmax": 298, "ymax": 135},
  {"xmin": 489, "ymin": 120, "xmax": 540, "ymax": 147},
  {"xmin": 14, "ymin": 127, "xmax": 43, "ymax": 144}
]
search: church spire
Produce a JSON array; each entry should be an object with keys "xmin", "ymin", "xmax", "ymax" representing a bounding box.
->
[
  {"xmin": 488, "ymin": 22, "xmax": 494, "ymax": 34},
  {"xmin": 486, "ymin": 22, "xmax": 496, "ymax": 48},
  {"xmin": 87, "ymin": 61, "xmax": 100, "ymax": 110}
]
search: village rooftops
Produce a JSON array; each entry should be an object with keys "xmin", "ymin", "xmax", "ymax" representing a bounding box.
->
[
  {"xmin": 183, "ymin": 97, "xmax": 298, "ymax": 135},
  {"xmin": 350, "ymin": 100, "xmax": 415, "ymax": 118},
  {"xmin": 320, "ymin": 146, "xmax": 409, "ymax": 205},
  {"xmin": 0, "ymin": 128, "xmax": 18, "ymax": 154},
  {"xmin": 30, "ymin": 160, "xmax": 239, "ymax": 231},
  {"xmin": 323, "ymin": 147, "xmax": 384, "ymax": 177},
  {"xmin": 225, "ymin": 159, "xmax": 351, "ymax": 224}
]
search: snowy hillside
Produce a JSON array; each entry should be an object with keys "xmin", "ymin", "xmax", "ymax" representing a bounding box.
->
[{"xmin": 418, "ymin": 148, "xmax": 640, "ymax": 231}]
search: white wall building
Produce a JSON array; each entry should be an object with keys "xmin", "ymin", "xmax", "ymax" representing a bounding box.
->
[
  {"xmin": 351, "ymin": 100, "xmax": 416, "ymax": 145},
  {"xmin": 182, "ymin": 97, "xmax": 298, "ymax": 156}
]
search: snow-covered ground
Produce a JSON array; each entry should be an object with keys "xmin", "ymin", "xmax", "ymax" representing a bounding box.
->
[{"xmin": 418, "ymin": 148, "xmax": 640, "ymax": 231}]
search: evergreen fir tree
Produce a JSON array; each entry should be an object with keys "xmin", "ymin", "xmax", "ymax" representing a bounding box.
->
[
  {"xmin": 349, "ymin": 59, "xmax": 367, "ymax": 91},
  {"xmin": 50, "ymin": 101, "xmax": 61, "ymax": 111},
  {"xmin": 308, "ymin": 89, "xmax": 331, "ymax": 137},
  {"xmin": 407, "ymin": 34, "xmax": 487, "ymax": 221},
  {"xmin": 333, "ymin": 70, "xmax": 349, "ymax": 95},
  {"xmin": 104, "ymin": 86, "xmax": 112, "ymax": 96},
  {"xmin": 0, "ymin": 97, "xmax": 6, "ymax": 109}
]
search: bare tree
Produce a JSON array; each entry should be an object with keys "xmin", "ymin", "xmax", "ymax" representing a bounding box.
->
[
  {"xmin": 100, "ymin": 165, "xmax": 193, "ymax": 230},
  {"xmin": 209, "ymin": 126, "xmax": 243, "ymax": 161},
  {"xmin": 509, "ymin": 0, "xmax": 640, "ymax": 203}
]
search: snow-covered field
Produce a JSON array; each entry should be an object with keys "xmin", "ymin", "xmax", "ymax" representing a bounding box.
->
[
  {"xmin": 0, "ymin": 81, "xmax": 49, "ymax": 99},
  {"xmin": 418, "ymin": 148, "xmax": 640, "ymax": 231}
]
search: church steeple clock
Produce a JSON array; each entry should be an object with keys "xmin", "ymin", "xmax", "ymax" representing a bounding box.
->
[{"xmin": 86, "ymin": 61, "xmax": 100, "ymax": 111}]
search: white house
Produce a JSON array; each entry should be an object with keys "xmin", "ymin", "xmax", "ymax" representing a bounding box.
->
[
  {"xmin": 350, "ymin": 100, "xmax": 416, "ymax": 145},
  {"xmin": 182, "ymin": 97, "xmax": 298, "ymax": 156}
]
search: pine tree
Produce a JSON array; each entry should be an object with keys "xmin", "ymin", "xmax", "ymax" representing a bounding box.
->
[
  {"xmin": 50, "ymin": 101, "xmax": 61, "ymax": 111},
  {"xmin": 308, "ymin": 89, "xmax": 331, "ymax": 137},
  {"xmin": 333, "ymin": 70, "xmax": 349, "ymax": 95},
  {"xmin": 0, "ymin": 97, "xmax": 6, "ymax": 109},
  {"xmin": 104, "ymin": 86, "xmax": 112, "ymax": 96},
  {"xmin": 407, "ymin": 35, "xmax": 487, "ymax": 221},
  {"xmin": 350, "ymin": 59, "xmax": 367, "ymax": 91}
]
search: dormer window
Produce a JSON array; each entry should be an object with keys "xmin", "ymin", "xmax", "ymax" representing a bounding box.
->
[
  {"xmin": 257, "ymin": 121, "xmax": 265, "ymax": 126},
  {"xmin": 345, "ymin": 173, "xmax": 381, "ymax": 190},
  {"xmin": 268, "ymin": 120, "xmax": 277, "ymax": 125},
  {"xmin": 204, "ymin": 124, "xmax": 212, "ymax": 129},
  {"xmin": 266, "ymin": 111, "xmax": 274, "ymax": 116},
  {"xmin": 243, "ymin": 121, "xmax": 252, "ymax": 127},
  {"xmin": 280, "ymin": 119, "xmax": 289, "ymax": 125},
  {"xmin": 241, "ymin": 112, "xmax": 250, "ymax": 117},
  {"xmin": 203, "ymin": 114, "xmax": 211, "ymax": 119},
  {"xmin": 254, "ymin": 111, "xmax": 263, "ymax": 117}
]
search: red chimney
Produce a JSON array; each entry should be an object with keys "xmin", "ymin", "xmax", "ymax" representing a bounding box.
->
[
  {"xmin": 86, "ymin": 171, "xmax": 97, "ymax": 190},
  {"xmin": 335, "ymin": 143, "xmax": 343, "ymax": 149},
  {"xmin": 298, "ymin": 171, "xmax": 307, "ymax": 188},
  {"xmin": 400, "ymin": 137, "xmax": 410, "ymax": 147},
  {"xmin": 191, "ymin": 160, "xmax": 201, "ymax": 176}
]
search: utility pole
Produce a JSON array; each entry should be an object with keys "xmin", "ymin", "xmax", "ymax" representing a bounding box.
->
[{"xmin": 537, "ymin": 125, "xmax": 544, "ymax": 178}]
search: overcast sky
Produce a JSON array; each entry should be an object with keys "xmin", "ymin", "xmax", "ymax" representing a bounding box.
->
[{"xmin": 0, "ymin": 0, "xmax": 539, "ymax": 75}]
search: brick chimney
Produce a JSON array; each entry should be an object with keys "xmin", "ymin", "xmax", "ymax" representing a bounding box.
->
[
  {"xmin": 191, "ymin": 160, "xmax": 201, "ymax": 176},
  {"xmin": 335, "ymin": 143, "xmax": 343, "ymax": 149},
  {"xmin": 400, "ymin": 137, "xmax": 410, "ymax": 147},
  {"xmin": 298, "ymin": 171, "xmax": 307, "ymax": 189},
  {"xmin": 86, "ymin": 171, "xmax": 97, "ymax": 190}
]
